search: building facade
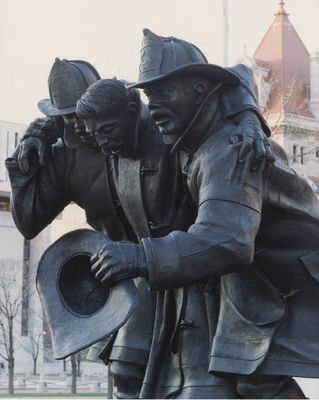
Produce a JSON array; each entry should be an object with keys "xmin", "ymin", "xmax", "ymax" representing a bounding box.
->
[
  {"xmin": 0, "ymin": 120, "xmax": 40, "ymax": 373},
  {"xmin": 238, "ymin": 1, "xmax": 319, "ymax": 195},
  {"xmin": 0, "ymin": 120, "xmax": 88, "ymax": 375}
]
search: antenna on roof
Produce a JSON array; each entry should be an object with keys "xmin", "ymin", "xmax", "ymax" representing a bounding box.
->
[{"xmin": 276, "ymin": 0, "xmax": 289, "ymax": 16}]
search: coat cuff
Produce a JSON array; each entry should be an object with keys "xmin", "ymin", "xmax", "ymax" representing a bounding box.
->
[{"xmin": 141, "ymin": 235, "xmax": 180, "ymax": 291}]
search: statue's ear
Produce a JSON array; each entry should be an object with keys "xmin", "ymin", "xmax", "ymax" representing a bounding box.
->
[
  {"xmin": 126, "ymin": 102, "xmax": 138, "ymax": 120},
  {"xmin": 193, "ymin": 82, "xmax": 208, "ymax": 105}
]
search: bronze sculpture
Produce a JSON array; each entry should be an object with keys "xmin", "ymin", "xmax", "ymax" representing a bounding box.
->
[
  {"xmin": 88, "ymin": 29, "xmax": 319, "ymax": 398},
  {"xmin": 75, "ymin": 74, "xmax": 270, "ymax": 398},
  {"xmin": 7, "ymin": 40, "xmax": 283, "ymax": 398},
  {"xmin": 6, "ymin": 63, "xmax": 160, "ymax": 398}
]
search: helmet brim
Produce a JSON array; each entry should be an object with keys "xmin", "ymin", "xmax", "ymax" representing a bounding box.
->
[
  {"xmin": 38, "ymin": 98, "xmax": 76, "ymax": 117},
  {"xmin": 126, "ymin": 63, "xmax": 240, "ymax": 89}
]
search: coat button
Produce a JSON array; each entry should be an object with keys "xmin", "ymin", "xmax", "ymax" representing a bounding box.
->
[{"xmin": 148, "ymin": 221, "xmax": 168, "ymax": 231}]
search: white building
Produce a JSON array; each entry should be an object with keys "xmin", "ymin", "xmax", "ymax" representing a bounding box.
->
[
  {"xmin": 238, "ymin": 2, "xmax": 319, "ymax": 195},
  {"xmin": 0, "ymin": 120, "xmax": 88, "ymax": 375},
  {"xmin": 0, "ymin": 120, "xmax": 40, "ymax": 373}
]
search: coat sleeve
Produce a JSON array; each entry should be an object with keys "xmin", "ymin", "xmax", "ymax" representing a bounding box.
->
[
  {"xmin": 5, "ymin": 145, "xmax": 70, "ymax": 239},
  {"xmin": 222, "ymin": 64, "xmax": 270, "ymax": 136},
  {"xmin": 142, "ymin": 134, "xmax": 268, "ymax": 290}
]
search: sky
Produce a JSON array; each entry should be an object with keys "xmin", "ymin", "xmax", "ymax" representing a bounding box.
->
[{"xmin": 0, "ymin": 0, "xmax": 319, "ymax": 124}]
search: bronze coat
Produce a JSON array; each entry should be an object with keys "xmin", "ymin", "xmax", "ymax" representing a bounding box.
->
[
  {"xmin": 140, "ymin": 86, "xmax": 319, "ymax": 398},
  {"xmin": 6, "ymin": 68, "xmax": 270, "ymax": 390},
  {"xmin": 5, "ymin": 98, "xmax": 188, "ymax": 368}
]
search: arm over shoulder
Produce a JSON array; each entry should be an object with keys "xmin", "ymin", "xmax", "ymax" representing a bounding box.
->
[{"xmin": 142, "ymin": 132, "xmax": 268, "ymax": 290}]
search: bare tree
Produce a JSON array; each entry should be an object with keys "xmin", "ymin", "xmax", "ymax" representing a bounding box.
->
[
  {"xmin": 76, "ymin": 350, "xmax": 88, "ymax": 377},
  {"xmin": 71, "ymin": 351, "xmax": 87, "ymax": 393},
  {"xmin": 0, "ymin": 260, "xmax": 27, "ymax": 394},
  {"xmin": 71, "ymin": 354, "xmax": 77, "ymax": 394},
  {"xmin": 19, "ymin": 306, "xmax": 44, "ymax": 375},
  {"xmin": 20, "ymin": 330, "xmax": 42, "ymax": 375},
  {"xmin": 58, "ymin": 354, "xmax": 78, "ymax": 393},
  {"xmin": 76, "ymin": 352, "xmax": 81, "ymax": 377}
]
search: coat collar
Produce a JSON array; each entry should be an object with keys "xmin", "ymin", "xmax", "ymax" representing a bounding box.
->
[
  {"xmin": 171, "ymin": 83, "xmax": 224, "ymax": 155},
  {"xmin": 117, "ymin": 91, "xmax": 151, "ymax": 159}
]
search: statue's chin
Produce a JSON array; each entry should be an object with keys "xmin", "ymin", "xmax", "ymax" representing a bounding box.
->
[{"xmin": 162, "ymin": 134, "xmax": 178, "ymax": 145}]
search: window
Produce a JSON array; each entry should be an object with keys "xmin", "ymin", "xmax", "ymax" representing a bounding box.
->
[
  {"xmin": 300, "ymin": 147, "xmax": 305, "ymax": 164},
  {"xmin": 293, "ymin": 145, "xmax": 298, "ymax": 162},
  {"xmin": 6, "ymin": 131, "xmax": 9, "ymax": 157},
  {"xmin": 5, "ymin": 131, "xmax": 9, "ymax": 180},
  {"xmin": 0, "ymin": 197, "xmax": 10, "ymax": 212},
  {"xmin": 306, "ymin": 85, "xmax": 311, "ymax": 101},
  {"xmin": 14, "ymin": 132, "xmax": 19, "ymax": 147}
]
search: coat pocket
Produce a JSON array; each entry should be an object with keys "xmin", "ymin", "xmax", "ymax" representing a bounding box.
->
[
  {"xmin": 221, "ymin": 264, "xmax": 286, "ymax": 326},
  {"xmin": 299, "ymin": 249, "xmax": 319, "ymax": 283}
]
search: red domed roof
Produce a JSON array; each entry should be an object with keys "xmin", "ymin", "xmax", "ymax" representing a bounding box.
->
[{"xmin": 254, "ymin": 1, "xmax": 313, "ymax": 118}]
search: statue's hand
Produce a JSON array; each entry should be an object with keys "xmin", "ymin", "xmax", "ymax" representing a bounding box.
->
[
  {"xmin": 23, "ymin": 117, "xmax": 60, "ymax": 143},
  {"xmin": 230, "ymin": 120, "xmax": 275, "ymax": 170},
  {"xmin": 15, "ymin": 117, "xmax": 60, "ymax": 174},
  {"xmin": 91, "ymin": 238, "xmax": 148, "ymax": 287},
  {"xmin": 16, "ymin": 136, "xmax": 50, "ymax": 175}
]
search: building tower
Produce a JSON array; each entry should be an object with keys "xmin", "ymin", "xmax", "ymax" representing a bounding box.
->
[{"xmin": 239, "ymin": 1, "xmax": 319, "ymax": 192}]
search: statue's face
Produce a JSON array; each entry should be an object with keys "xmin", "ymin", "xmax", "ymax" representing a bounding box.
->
[
  {"xmin": 84, "ymin": 109, "xmax": 133, "ymax": 156},
  {"xmin": 144, "ymin": 76, "xmax": 198, "ymax": 137},
  {"xmin": 62, "ymin": 113, "xmax": 96, "ymax": 146}
]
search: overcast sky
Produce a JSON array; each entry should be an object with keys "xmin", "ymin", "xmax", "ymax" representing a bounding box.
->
[{"xmin": 0, "ymin": 0, "xmax": 318, "ymax": 124}]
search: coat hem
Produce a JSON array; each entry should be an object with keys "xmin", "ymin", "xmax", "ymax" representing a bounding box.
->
[
  {"xmin": 209, "ymin": 355, "xmax": 264, "ymax": 375},
  {"xmin": 257, "ymin": 358, "xmax": 319, "ymax": 378}
]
